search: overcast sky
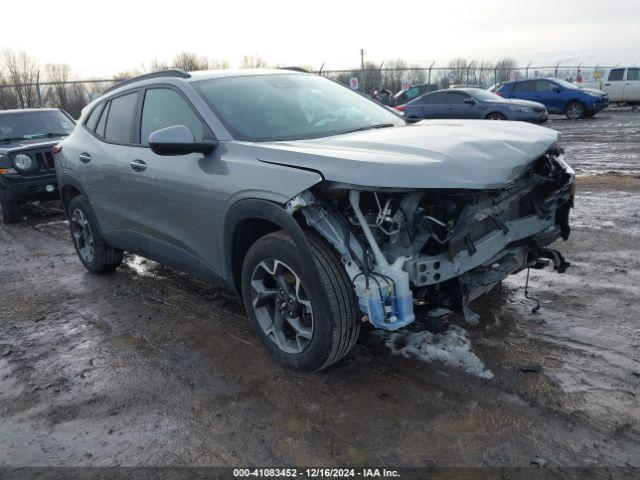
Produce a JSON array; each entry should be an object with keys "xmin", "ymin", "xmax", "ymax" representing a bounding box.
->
[{"xmin": 1, "ymin": 0, "xmax": 638, "ymax": 77}]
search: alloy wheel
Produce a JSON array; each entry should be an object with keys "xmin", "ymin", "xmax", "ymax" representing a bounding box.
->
[
  {"xmin": 250, "ymin": 259, "xmax": 314, "ymax": 354},
  {"xmin": 70, "ymin": 208, "xmax": 95, "ymax": 263},
  {"xmin": 566, "ymin": 103, "xmax": 583, "ymax": 120}
]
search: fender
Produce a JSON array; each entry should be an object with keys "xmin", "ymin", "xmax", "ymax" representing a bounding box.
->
[{"xmin": 222, "ymin": 198, "xmax": 324, "ymax": 300}]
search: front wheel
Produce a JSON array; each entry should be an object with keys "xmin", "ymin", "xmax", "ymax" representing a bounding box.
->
[
  {"xmin": 0, "ymin": 194, "xmax": 23, "ymax": 224},
  {"xmin": 241, "ymin": 231, "xmax": 360, "ymax": 371},
  {"xmin": 486, "ymin": 112, "xmax": 506, "ymax": 120},
  {"xmin": 565, "ymin": 101, "xmax": 586, "ymax": 120},
  {"xmin": 67, "ymin": 195, "xmax": 123, "ymax": 273}
]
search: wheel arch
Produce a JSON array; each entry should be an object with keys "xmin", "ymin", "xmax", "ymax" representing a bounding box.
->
[
  {"xmin": 485, "ymin": 111, "xmax": 507, "ymax": 120},
  {"xmin": 223, "ymin": 198, "xmax": 318, "ymax": 294}
]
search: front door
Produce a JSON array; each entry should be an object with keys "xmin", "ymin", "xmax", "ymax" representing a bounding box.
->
[
  {"xmin": 604, "ymin": 68, "xmax": 626, "ymax": 101},
  {"xmin": 126, "ymin": 87, "xmax": 223, "ymax": 279}
]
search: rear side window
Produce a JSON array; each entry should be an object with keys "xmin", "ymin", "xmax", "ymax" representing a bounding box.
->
[
  {"xmin": 512, "ymin": 81, "xmax": 535, "ymax": 93},
  {"xmin": 536, "ymin": 81, "xmax": 555, "ymax": 91},
  {"xmin": 95, "ymin": 103, "xmax": 109, "ymax": 138},
  {"xmin": 104, "ymin": 92, "xmax": 138, "ymax": 144},
  {"xmin": 85, "ymin": 103, "xmax": 105, "ymax": 132},
  {"xmin": 627, "ymin": 68, "xmax": 640, "ymax": 81},
  {"xmin": 424, "ymin": 92, "xmax": 446, "ymax": 104},
  {"xmin": 608, "ymin": 69, "xmax": 625, "ymax": 81},
  {"xmin": 140, "ymin": 88, "xmax": 206, "ymax": 146},
  {"xmin": 445, "ymin": 92, "xmax": 467, "ymax": 104}
]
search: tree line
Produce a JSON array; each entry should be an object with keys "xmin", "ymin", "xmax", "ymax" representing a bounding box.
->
[{"xmin": 0, "ymin": 49, "xmax": 520, "ymax": 117}]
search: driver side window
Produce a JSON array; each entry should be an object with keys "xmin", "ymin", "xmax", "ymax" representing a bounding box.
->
[{"xmin": 140, "ymin": 88, "xmax": 207, "ymax": 146}]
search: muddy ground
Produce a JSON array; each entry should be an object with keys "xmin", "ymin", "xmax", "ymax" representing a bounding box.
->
[{"xmin": 0, "ymin": 109, "xmax": 639, "ymax": 471}]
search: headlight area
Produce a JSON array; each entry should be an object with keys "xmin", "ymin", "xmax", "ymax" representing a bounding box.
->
[
  {"xmin": 13, "ymin": 153, "xmax": 34, "ymax": 171},
  {"xmin": 286, "ymin": 151, "xmax": 575, "ymax": 330}
]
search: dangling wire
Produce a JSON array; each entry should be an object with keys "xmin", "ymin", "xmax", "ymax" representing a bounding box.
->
[{"xmin": 524, "ymin": 267, "xmax": 541, "ymax": 314}]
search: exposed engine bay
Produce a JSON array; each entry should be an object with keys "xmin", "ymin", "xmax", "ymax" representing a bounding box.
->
[{"xmin": 286, "ymin": 147, "xmax": 575, "ymax": 330}]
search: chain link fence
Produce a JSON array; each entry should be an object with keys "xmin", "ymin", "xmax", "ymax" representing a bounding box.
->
[{"xmin": 0, "ymin": 63, "xmax": 616, "ymax": 118}]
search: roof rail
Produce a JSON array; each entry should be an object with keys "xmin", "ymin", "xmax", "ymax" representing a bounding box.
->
[{"xmin": 102, "ymin": 69, "xmax": 191, "ymax": 95}]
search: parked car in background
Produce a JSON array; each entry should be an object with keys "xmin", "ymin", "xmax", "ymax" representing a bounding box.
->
[
  {"xmin": 392, "ymin": 83, "xmax": 437, "ymax": 106},
  {"xmin": 0, "ymin": 108, "xmax": 75, "ymax": 224},
  {"xmin": 578, "ymin": 67, "xmax": 640, "ymax": 104},
  {"xmin": 497, "ymin": 78, "xmax": 609, "ymax": 119},
  {"xmin": 397, "ymin": 88, "xmax": 548, "ymax": 123},
  {"xmin": 55, "ymin": 69, "xmax": 574, "ymax": 371}
]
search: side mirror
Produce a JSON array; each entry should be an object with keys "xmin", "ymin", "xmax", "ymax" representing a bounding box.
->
[
  {"xmin": 553, "ymin": 87, "xmax": 562, "ymax": 93},
  {"xmin": 149, "ymin": 125, "xmax": 217, "ymax": 156},
  {"xmin": 464, "ymin": 98, "xmax": 476, "ymax": 105}
]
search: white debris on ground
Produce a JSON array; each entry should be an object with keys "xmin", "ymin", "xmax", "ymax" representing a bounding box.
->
[{"xmin": 374, "ymin": 325, "xmax": 494, "ymax": 379}]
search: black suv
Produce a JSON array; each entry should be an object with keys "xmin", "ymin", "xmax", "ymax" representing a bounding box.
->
[{"xmin": 0, "ymin": 109, "xmax": 75, "ymax": 224}]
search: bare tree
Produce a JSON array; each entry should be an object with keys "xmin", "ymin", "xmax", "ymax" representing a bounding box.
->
[
  {"xmin": 239, "ymin": 54, "xmax": 268, "ymax": 69},
  {"xmin": 494, "ymin": 57, "xmax": 518, "ymax": 84},
  {"xmin": 447, "ymin": 57, "xmax": 469, "ymax": 85},
  {"xmin": 2, "ymin": 49, "xmax": 39, "ymax": 108},
  {"xmin": 151, "ymin": 52, "xmax": 228, "ymax": 72},
  {"xmin": 43, "ymin": 64, "xmax": 88, "ymax": 118}
]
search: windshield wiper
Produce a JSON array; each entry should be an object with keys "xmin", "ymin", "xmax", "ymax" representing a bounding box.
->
[
  {"xmin": 30, "ymin": 132, "xmax": 70, "ymax": 138},
  {"xmin": 338, "ymin": 123, "xmax": 395, "ymax": 135},
  {"xmin": 0, "ymin": 136, "xmax": 26, "ymax": 143}
]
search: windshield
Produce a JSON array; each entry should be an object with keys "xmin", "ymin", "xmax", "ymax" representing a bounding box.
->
[
  {"xmin": 467, "ymin": 89, "xmax": 507, "ymax": 102},
  {"xmin": 553, "ymin": 79, "xmax": 578, "ymax": 90},
  {"xmin": 193, "ymin": 74, "xmax": 404, "ymax": 142},
  {"xmin": 0, "ymin": 110, "xmax": 75, "ymax": 141}
]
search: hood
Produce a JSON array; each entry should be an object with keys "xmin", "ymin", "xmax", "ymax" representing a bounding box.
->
[
  {"xmin": 580, "ymin": 87, "xmax": 607, "ymax": 97},
  {"xmin": 508, "ymin": 98, "xmax": 547, "ymax": 110},
  {"xmin": 0, "ymin": 137, "xmax": 64, "ymax": 155},
  {"xmin": 254, "ymin": 120, "xmax": 558, "ymax": 190}
]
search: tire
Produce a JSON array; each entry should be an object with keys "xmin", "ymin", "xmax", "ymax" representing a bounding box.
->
[
  {"xmin": 0, "ymin": 193, "xmax": 23, "ymax": 225},
  {"xmin": 486, "ymin": 112, "xmax": 506, "ymax": 120},
  {"xmin": 67, "ymin": 195, "xmax": 123, "ymax": 273},
  {"xmin": 584, "ymin": 111, "xmax": 596, "ymax": 118},
  {"xmin": 565, "ymin": 101, "xmax": 586, "ymax": 120},
  {"xmin": 241, "ymin": 231, "xmax": 360, "ymax": 371}
]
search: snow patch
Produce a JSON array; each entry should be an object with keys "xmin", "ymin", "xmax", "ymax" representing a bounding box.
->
[{"xmin": 375, "ymin": 325, "xmax": 494, "ymax": 379}]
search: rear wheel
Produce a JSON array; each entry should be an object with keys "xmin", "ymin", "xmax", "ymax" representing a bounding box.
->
[
  {"xmin": 486, "ymin": 112, "xmax": 506, "ymax": 120},
  {"xmin": 241, "ymin": 231, "xmax": 360, "ymax": 371},
  {"xmin": 67, "ymin": 195, "xmax": 123, "ymax": 273},
  {"xmin": 0, "ymin": 194, "xmax": 22, "ymax": 225},
  {"xmin": 565, "ymin": 101, "xmax": 586, "ymax": 120}
]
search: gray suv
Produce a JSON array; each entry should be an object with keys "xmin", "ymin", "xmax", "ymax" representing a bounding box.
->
[{"xmin": 56, "ymin": 69, "xmax": 575, "ymax": 371}]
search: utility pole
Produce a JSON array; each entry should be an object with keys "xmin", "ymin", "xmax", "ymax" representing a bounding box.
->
[{"xmin": 360, "ymin": 49, "xmax": 365, "ymax": 94}]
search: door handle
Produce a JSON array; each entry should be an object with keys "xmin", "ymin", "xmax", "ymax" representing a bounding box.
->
[
  {"xmin": 604, "ymin": 83, "xmax": 611, "ymax": 86},
  {"xmin": 129, "ymin": 159, "xmax": 147, "ymax": 172},
  {"xmin": 78, "ymin": 152, "xmax": 92, "ymax": 163},
  {"xmin": 446, "ymin": 106, "xmax": 453, "ymax": 110}
]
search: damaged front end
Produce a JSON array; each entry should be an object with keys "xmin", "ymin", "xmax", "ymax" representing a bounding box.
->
[{"xmin": 286, "ymin": 148, "xmax": 575, "ymax": 330}]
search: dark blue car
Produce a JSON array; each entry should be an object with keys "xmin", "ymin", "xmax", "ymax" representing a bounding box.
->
[{"xmin": 496, "ymin": 78, "xmax": 609, "ymax": 119}]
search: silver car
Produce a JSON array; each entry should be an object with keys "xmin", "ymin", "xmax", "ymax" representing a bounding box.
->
[{"xmin": 56, "ymin": 69, "xmax": 575, "ymax": 371}]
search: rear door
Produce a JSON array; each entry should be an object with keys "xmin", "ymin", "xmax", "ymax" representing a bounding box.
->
[
  {"xmin": 418, "ymin": 92, "xmax": 449, "ymax": 118},
  {"xmin": 508, "ymin": 80, "xmax": 537, "ymax": 102},
  {"xmin": 624, "ymin": 68, "xmax": 640, "ymax": 102},
  {"xmin": 71, "ymin": 91, "xmax": 139, "ymax": 241},
  {"xmin": 126, "ymin": 86, "xmax": 222, "ymax": 278},
  {"xmin": 604, "ymin": 68, "xmax": 626, "ymax": 101}
]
